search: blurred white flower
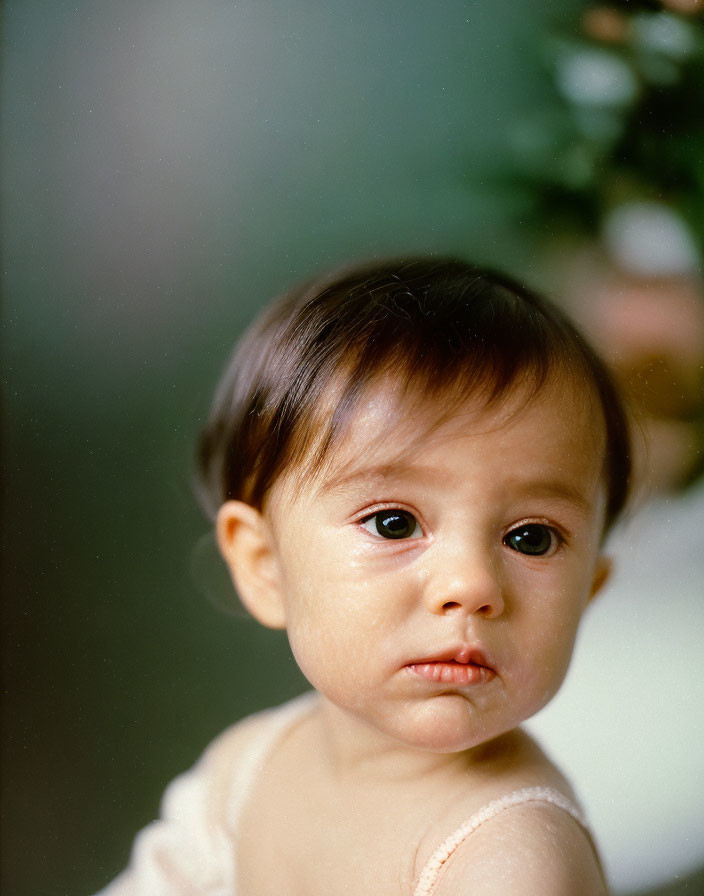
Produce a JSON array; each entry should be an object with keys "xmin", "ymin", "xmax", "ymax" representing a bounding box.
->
[
  {"xmin": 604, "ymin": 201, "xmax": 700, "ymax": 276},
  {"xmin": 633, "ymin": 12, "xmax": 697, "ymax": 59},
  {"xmin": 556, "ymin": 48, "xmax": 638, "ymax": 107}
]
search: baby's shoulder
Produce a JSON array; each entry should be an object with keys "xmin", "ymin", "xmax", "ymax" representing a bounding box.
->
[
  {"xmin": 434, "ymin": 795, "xmax": 606, "ymax": 896},
  {"xmin": 193, "ymin": 697, "xmax": 314, "ymax": 826},
  {"xmin": 416, "ymin": 730, "xmax": 606, "ymax": 895},
  {"xmin": 201, "ymin": 705, "xmax": 280, "ymax": 771},
  {"xmin": 199, "ymin": 704, "xmax": 288, "ymax": 796}
]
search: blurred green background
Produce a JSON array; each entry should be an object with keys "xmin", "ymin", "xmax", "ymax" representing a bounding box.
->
[{"xmin": 4, "ymin": 2, "xmax": 699, "ymax": 895}]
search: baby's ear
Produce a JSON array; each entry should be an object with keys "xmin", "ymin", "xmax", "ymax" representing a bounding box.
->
[
  {"xmin": 588, "ymin": 554, "xmax": 612, "ymax": 603},
  {"xmin": 216, "ymin": 501, "xmax": 287, "ymax": 629}
]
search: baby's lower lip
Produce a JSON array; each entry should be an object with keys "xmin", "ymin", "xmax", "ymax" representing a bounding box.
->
[{"xmin": 407, "ymin": 661, "xmax": 495, "ymax": 686}]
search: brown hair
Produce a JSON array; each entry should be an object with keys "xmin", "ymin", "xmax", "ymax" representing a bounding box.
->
[{"xmin": 197, "ymin": 257, "xmax": 631, "ymax": 530}]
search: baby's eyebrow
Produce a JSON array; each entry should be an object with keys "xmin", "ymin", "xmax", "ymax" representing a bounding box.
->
[
  {"xmin": 515, "ymin": 481, "xmax": 593, "ymax": 516},
  {"xmin": 318, "ymin": 462, "xmax": 445, "ymax": 496}
]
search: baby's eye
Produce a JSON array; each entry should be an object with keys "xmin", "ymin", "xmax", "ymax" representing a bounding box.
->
[
  {"xmin": 503, "ymin": 523, "xmax": 558, "ymax": 557},
  {"xmin": 361, "ymin": 510, "xmax": 422, "ymax": 540}
]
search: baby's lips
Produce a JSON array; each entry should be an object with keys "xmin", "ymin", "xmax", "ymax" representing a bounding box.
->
[
  {"xmin": 410, "ymin": 643, "xmax": 495, "ymax": 671},
  {"xmin": 409, "ymin": 661, "xmax": 495, "ymax": 685}
]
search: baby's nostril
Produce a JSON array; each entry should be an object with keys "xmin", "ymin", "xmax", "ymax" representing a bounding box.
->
[{"xmin": 442, "ymin": 601, "xmax": 462, "ymax": 611}]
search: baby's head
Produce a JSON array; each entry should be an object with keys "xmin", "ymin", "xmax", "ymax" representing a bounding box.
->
[{"xmin": 197, "ymin": 258, "xmax": 631, "ymax": 751}]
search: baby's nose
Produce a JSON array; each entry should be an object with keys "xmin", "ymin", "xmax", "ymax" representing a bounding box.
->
[{"xmin": 424, "ymin": 547, "xmax": 505, "ymax": 619}]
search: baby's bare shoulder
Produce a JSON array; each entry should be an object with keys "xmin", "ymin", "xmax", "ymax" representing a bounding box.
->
[
  {"xmin": 435, "ymin": 800, "xmax": 607, "ymax": 896},
  {"xmin": 193, "ymin": 706, "xmax": 287, "ymax": 822},
  {"xmin": 203, "ymin": 707, "xmax": 277, "ymax": 766}
]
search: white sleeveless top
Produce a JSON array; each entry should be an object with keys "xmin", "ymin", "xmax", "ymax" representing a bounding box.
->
[{"xmin": 95, "ymin": 693, "xmax": 589, "ymax": 896}]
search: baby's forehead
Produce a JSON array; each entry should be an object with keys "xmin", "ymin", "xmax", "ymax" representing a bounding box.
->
[{"xmin": 305, "ymin": 375, "xmax": 606, "ymax": 493}]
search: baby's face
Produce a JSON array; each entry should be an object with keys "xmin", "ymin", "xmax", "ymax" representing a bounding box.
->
[{"xmin": 264, "ymin": 379, "xmax": 610, "ymax": 753}]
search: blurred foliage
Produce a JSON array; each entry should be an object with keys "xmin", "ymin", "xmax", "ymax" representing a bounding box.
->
[{"xmin": 501, "ymin": 2, "xmax": 704, "ymax": 255}]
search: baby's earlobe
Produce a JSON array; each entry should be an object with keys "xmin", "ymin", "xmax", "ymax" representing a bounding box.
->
[{"xmin": 215, "ymin": 501, "xmax": 287, "ymax": 629}]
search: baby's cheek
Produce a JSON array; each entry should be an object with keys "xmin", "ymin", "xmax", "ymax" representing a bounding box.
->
[
  {"xmin": 285, "ymin": 620, "xmax": 331, "ymax": 688},
  {"xmin": 531, "ymin": 630, "xmax": 579, "ymax": 699}
]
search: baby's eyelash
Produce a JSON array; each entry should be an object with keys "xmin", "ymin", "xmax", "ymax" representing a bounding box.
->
[{"xmin": 508, "ymin": 516, "xmax": 569, "ymax": 539}]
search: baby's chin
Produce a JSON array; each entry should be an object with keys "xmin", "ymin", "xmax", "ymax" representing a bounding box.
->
[{"xmin": 370, "ymin": 694, "xmax": 525, "ymax": 755}]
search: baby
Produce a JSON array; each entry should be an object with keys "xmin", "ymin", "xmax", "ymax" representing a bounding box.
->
[{"xmin": 97, "ymin": 257, "xmax": 630, "ymax": 895}]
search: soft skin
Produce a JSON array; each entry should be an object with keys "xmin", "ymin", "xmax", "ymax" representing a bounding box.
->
[{"xmin": 217, "ymin": 378, "xmax": 611, "ymax": 764}]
